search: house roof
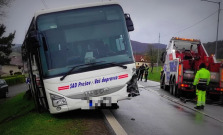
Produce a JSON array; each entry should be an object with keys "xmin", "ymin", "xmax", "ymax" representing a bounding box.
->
[{"xmin": 134, "ymin": 54, "xmax": 149, "ymax": 62}]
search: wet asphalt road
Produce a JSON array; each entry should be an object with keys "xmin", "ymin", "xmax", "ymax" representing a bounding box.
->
[
  {"xmin": 0, "ymin": 83, "xmax": 28, "ymax": 103},
  {"xmin": 111, "ymin": 80, "xmax": 223, "ymax": 135},
  {"xmin": 7, "ymin": 83, "xmax": 28, "ymax": 97}
]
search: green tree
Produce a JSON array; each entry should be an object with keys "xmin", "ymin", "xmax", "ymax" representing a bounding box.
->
[
  {"xmin": 146, "ymin": 45, "xmax": 165, "ymax": 73},
  {"xmin": 0, "ymin": 24, "xmax": 15, "ymax": 65},
  {"xmin": 146, "ymin": 45, "xmax": 157, "ymax": 73}
]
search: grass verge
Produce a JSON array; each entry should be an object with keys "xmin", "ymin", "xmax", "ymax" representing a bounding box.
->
[
  {"xmin": 0, "ymin": 92, "xmax": 86, "ymax": 135},
  {"xmin": 147, "ymin": 66, "xmax": 161, "ymax": 82},
  {"xmin": 0, "ymin": 92, "xmax": 34, "ymax": 122}
]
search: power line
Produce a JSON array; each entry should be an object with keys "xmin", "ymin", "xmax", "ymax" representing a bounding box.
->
[
  {"xmin": 40, "ymin": 0, "xmax": 48, "ymax": 9},
  {"xmin": 175, "ymin": 10, "xmax": 218, "ymax": 34},
  {"xmin": 154, "ymin": 9, "xmax": 218, "ymax": 43}
]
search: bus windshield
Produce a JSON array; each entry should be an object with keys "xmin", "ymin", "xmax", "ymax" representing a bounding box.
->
[{"xmin": 36, "ymin": 5, "xmax": 134, "ymax": 78}]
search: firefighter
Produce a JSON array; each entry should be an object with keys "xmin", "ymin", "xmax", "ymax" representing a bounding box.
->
[{"xmin": 193, "ymin": 63, "xmax": 210, "ymax": 110}]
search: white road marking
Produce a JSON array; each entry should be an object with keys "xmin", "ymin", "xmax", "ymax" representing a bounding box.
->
[{"xmin": 102, "ymin": 109, "xmax": 127, "ymax": 135}]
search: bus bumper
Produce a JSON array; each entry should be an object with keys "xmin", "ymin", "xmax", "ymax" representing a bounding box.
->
[{"xmin": 47, "ymin": 85, "xmax": 129, "ymax": 114}]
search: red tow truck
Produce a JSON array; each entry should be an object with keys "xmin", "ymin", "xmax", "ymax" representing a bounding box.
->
[{"xmin": 160, "ymin": 37, "xmax": 223, "ymax": 102}]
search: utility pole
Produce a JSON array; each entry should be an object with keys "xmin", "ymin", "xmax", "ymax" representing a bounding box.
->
[
  {"xmin": 157, "ymin": 33, "xmax": 160, "ymax": 71},
  {"xmin": 216, "ymin": 2, "xmax": 220, "ymax": 59},
  {"xmin": 201, "ymin": 0, "xmax": 221, "ymax": 59}
]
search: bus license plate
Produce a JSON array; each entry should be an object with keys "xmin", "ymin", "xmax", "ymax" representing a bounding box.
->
[{"xmin": 88, "ymin": 97, "xmax": 111, "ymax": 107}]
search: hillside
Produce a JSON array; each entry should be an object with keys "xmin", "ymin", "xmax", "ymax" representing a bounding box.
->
[
  {"xmin": 203, "ymin": 41, "xmax": 223, "ymax": 59},
  {"xmin": 131, "ymin": 40, "xmax": 166, "ymax": 54},
  {"xmin": 12, "ymin": 44, "xmax": 22, "ymax": 53}
]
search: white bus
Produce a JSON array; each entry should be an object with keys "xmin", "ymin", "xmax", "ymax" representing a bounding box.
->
[{"xmin": 22, "ymin": 2, "xmax": 139, "ymax": 114}]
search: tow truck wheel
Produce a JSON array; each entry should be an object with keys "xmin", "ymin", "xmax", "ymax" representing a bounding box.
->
[
  {"xmin": 160, "ymin": 75, "xmax": 165, "ymax": 89},
  {"xmin": 172, "ymin": 78, "xmax": 178, "ymax": 97},
  {"xmin": 170, "ymin": 79, "xmax": 173, "ymax": 95},
  {"xmin": 176, "ymin": 85, "xmax": 182, "ymax": 98},
  {"xmin": 164, "ymin": 83, "xmax": 169, "ymax": 91},
  {"xmin": 162, "ymin": 75, "xmax": 169, "ymax": 91}
]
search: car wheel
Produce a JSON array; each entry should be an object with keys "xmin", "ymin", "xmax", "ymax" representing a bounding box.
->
[
  {"xmin": 0, "ymin": 89, "xmax": 7, "ymax": 98},
  {"xmin": 4, "ymin": 91, "xmax": 8, "ymax": 98}
]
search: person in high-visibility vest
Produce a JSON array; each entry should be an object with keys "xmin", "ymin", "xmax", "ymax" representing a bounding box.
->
[{"xmin": 193, "ymin": 63, "xmax": 210, "ymax": 110}]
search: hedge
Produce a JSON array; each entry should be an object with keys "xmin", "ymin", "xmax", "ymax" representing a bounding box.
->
[
  {"xmin": 2, "ymin": 75, "xmax": 26, "ymax": 86},
  {"xmin": 14, "ymin": 72, "xmax": 22, "ymax": 75}
]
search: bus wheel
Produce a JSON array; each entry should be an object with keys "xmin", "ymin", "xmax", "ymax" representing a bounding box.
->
[
  {"xmin": 31, "ymin": 89, "xmax": 39, "ymax": 111},
  {"xmin": 111, "ymin": 103, "xmax": 119, "ymax": 109},
  {"xmin": 32, "ymin": 82, "xmax": 42, "ymax": 113}
]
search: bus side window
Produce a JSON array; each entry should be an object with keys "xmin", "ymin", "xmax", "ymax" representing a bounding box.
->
[{"xmin": 44, "ymin": 29, "xmax": 67, "ymax": 69}]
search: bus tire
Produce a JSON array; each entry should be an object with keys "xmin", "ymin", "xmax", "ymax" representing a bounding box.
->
[
  {"xmin": 31, "ymin": 88, "xmax": 39, "ymax": 111},
  {"xmin": 111, "ymin": 103, "xmax": 119, "ymax": 109},
  {"xmin": 32, "ymin": 81, "xmax": 42, "ymax": 113}
]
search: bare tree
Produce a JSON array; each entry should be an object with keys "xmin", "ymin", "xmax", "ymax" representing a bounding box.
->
[
  {"xmin": 0, "ymin": 0, "xmax": 13, "ymax": 17},
  {"xmin": 146, "ymin": 45, "xmax": 157, "ymax": 73}
]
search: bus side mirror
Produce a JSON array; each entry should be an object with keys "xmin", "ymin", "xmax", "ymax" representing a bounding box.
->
[
  {"xmin": 124, "ymin": 13, "xmax": 134, "ymax": 32},
  {"xmin": 27, "ymin": 30, "xmax": 39, "ymax": 52}
]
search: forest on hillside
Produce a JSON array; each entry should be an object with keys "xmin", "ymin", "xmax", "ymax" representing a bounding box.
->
[{"xmin": 203, "ymin": 40, "xmax": 223, "ymax": 59}]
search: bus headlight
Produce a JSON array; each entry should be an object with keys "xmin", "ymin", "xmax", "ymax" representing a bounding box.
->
[{"xmin": 50, "ymin": 94, "xmax": 67, "ymax": 107}]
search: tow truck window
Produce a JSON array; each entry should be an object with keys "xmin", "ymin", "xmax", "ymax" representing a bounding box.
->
[{"xmin": 173, "ymin": 41, "xmax": 198, "ymax": 52}]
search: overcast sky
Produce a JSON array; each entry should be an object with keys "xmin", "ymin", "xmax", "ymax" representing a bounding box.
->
[{"xmin": 2, "ymin": 0, "xmax": 223, "ymax": 44}]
